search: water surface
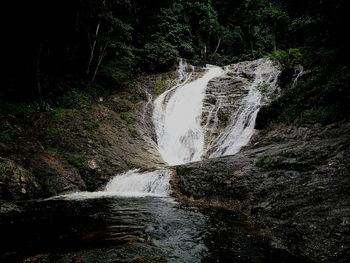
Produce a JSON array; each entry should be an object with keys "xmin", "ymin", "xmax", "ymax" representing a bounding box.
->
[{"xmin": 1, "ymin": 197, "xmax": 302, "ymax": 262}]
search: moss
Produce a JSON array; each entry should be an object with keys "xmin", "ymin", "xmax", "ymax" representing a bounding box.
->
[
  {"xmin": 44, "ymin": 128, "xmax": 65, "ymax": 145},
  {"xmin": 256, "ymin": 155, "xmax": 282, "ymax": 169},
  {"xmin": 296, "ymin": 106, "xmax": 338, "ymax": 125},
  {"xmin": 52, "ymin": 108, "xmax": 72, "ymax": 122},
  {"xmin": 66, "ymin": 153, "xmax": 87, "ymax": 169},
  {"xmin": 46, "ymin": 147, "xmax": 59, "ymax": 155},
  {"xmin": 218, "ymin": 111, "xmax": 230, "ymax": 125},
  {"xmin": 108, "ymin": 98, "xmax": 134, "ymax": 113},
  {"xmin": 128, "ymin": 127, "xmax": 139, "ymax": 138},
  {"xmin": 153, "ymin": 72, "xmax": 173, "ymax": 96},
  {"xmin": 78, "ymin": 111, "xmax": 99, "ymax": 131},
  {"xmin": 120, "ymin": 112, "xmax": 135, "ymax": 124}
]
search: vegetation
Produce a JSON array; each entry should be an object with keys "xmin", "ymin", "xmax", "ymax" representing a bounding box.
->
[
  {"xmin": 0, "ymin": 122, "xmax": 22, "ymax": 143},
  {"xmin": 44, "ymin": 128, "xmax": 65, "ymax": 146},
  {"xmin": 256, "ymin": 155, "xmax": 282, "ymax": 169},
  {"xmin": 66, "ymin": 153, "xmax": 88, "ymax": 169},
  {"xmin": 0, "ymin": 0, "xmax": 348, "ymax": 126}
]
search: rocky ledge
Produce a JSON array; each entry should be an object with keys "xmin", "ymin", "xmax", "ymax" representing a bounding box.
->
[{"xmin": 174, "ymin": 122, "xmax": 350, "ymax": 262}]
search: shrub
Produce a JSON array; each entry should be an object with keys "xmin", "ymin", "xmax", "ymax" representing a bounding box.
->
[
  {"xmin": 267, "ymin": 48, "xmax": 303, "ymax": 67},
  {"xmin": 52, "ymin": 108, "xmax": 71, "ymax": 122},
  {"xmin": 60, "ymin": 90, "xmax": 92, "ymax": 110}
]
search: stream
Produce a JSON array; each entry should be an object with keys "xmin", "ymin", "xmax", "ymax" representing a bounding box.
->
[{"xmin": 0, "ymin": 59, "xmax": 296, "ymax": 262}]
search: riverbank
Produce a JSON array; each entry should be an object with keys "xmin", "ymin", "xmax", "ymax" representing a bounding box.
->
[{"xmin": 0, "ymin": 72, "xmax": 176, "ymax": 202}]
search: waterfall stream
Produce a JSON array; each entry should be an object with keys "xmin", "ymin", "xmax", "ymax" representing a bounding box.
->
[
  {"xmin": 62, "ymin": 58, "xmax": 280, "ymax": 199},
  {"xmin": 153, "ymin": 62, "xmax": 225, "ymax": 165},
  {"xmin": 154, "ymin": 58, "xmax": 280, "ymax": 162},
  {"xmin": 208, "ymin": 59, "xmax": 281, "ymax": 157}
]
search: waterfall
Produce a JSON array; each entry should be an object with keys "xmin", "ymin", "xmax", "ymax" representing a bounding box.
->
[
  {"xmin": 209, "ymin": 59, "xmax": 280, "ymax": 157},
  {"xmin": 57, "ymin": 169, "xmax": 171, "ymax": 200},
  {"xmin": 105, "ymin": 169, "xmax": 171, "ymax": 197},
  {"xmin": 153, "ymin": 61, "xmax": 224, "ymax": 165},
  {"xmin": 154, "ymin": 58, "xmax": 280, "ymax": 162},
  {"xmin": 60, "ymin": 58, "xmax": 280, "ymax": 200}
]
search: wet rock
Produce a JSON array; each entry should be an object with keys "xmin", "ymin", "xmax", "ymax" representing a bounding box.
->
[
  {"xmin": 0, "ymin": 200, "xmax": 22, "ymax": 215},
  {"xmin": 0, "ymin": 157, "xmax": 41, "ymax": 200},
  {"xmin": 175, "ymin": 122, "xmax": 350, "ymax": 262},
  {"xmin": 27, "ymin": 153, "xmax": 86, "ymax": 197}
]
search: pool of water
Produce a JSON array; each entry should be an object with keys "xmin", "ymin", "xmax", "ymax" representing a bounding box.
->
[{"xmin": 0, "ymin": 197, "xmax": 303, "ymax": 262}]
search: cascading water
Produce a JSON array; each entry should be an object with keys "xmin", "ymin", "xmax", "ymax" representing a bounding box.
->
[
  {"xmin": 105, "ymin": 169, "xmax": 170, "ymax": 197},
  {"xmin": 59, "ymin": 169, "xmax": 171, "ymax": 200},
  {"xmin": 153, "ymin": 62, "xmax": 225, "ymax": 165},
  {"xmin": 153, "ymin": 58, "xmax": 280, "ymax": 162},
  {"xmin": 61, "ymin": 58, "xmax": 279, "ymax": 199},
  {"xmin": 208, "ymin": 59, "xmax": 280, "ymax": 157}
]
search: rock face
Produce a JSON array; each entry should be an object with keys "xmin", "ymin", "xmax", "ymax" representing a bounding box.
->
[
  {"xmin": 0, "ymin": 155, "xmax": 86, "ymax": 201},
  {"xmin": 0, "ymin": 157, "xmax": 41, "ymax": 200},
  {"xmin": 175, "ymin": 122, "xmax": 350, "ymax": 262},
  {"xmin": 0, "ymin": 73, "xmax": 170, "ymax": 202},
  {"xmin": 202, "ymin": 75, "xmax": 248, "ymax": 152}
]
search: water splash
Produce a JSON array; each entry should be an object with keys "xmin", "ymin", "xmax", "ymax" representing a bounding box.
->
[
  {"xmin": 153, "ymin": 61, "xmax": 224, "ymax": 165},
  {"xmin": 56, "ymin": 169, "xmax": 171, "ymax": 200},
  {"xmin": 105, "ymin": 169, "xmax": 171, "ymax": 197}
]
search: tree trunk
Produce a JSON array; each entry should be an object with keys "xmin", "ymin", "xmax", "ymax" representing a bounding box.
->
[
  {"xmin": 272, "ymin": 33, "xmax": 277, "ymax": 51},
  {"xmin": 92, "ymin": 41, "xmax": 109, "ymax": 82},
  {"xmin": 86, "ymin": 20, "xmax": 101, "ymax": 75},
  {"xmin": 213, "ymin": 37, "xmax": 222, "ymax": 55}
]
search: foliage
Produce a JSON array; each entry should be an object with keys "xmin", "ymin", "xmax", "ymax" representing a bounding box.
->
[
  {"xmin": 144, "ymin": 40, "xmax": 179, "ymax": 71},
  {"xmin": 60, "ymin": 90, "xmax": 92, "ymax": 110},
  {"xmin": 260, "ymin": 53, "xmax": 350, "ymax": 127},
  {"xmin": 266, "ymin": 48, "xmax": 303, "ymax": 67},
  {"xmin": 0, "ymin": 122, "xmax": 22, "ymax": 143},
  {"xmin": 296, "ymin": 106, "xmax": 338, "ymax": 125},
  {"xmin": 0, "ymin": 0, "xmax": 348, "ymax": 127}
]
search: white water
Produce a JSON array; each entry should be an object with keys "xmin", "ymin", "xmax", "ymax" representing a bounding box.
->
[
  {"xmin": 209, "ymin": 59, "xmax": 280, "ymax": 157},
  {"xmin": 154, "ymin": 58, "xmax": 280, "ymax": 161},
  {"xmin": 153, "ymin": 61, "xmax": 224, "ymax": 165},
  {"xmin": 57, "ymin": 169, "xmax": 171, "ymax": 200}
]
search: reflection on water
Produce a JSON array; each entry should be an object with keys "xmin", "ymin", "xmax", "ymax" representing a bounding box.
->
[{"xmin": 0, "ymin": 197, "xmax": 303, "ymax": 262}]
